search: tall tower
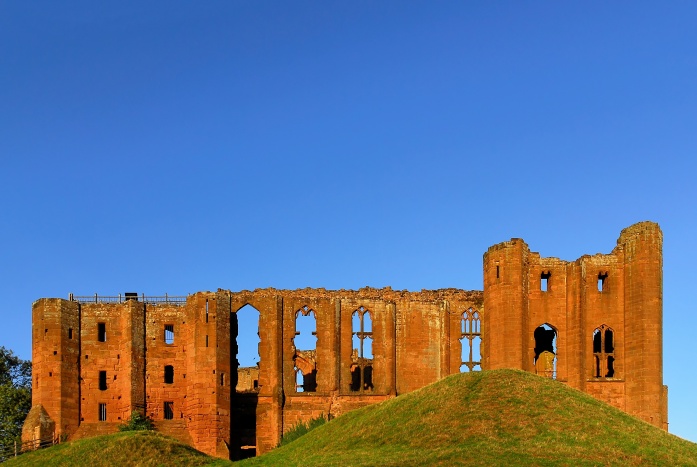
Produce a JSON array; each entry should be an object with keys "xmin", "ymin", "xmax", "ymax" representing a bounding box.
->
[
  {"xmin": 620, "ymin": 222, "xmax": 666, "ymax": 428},
  {"xmin": 29, "ymin": 299, "xmax": 81, "ymax": 438},
  {"xmin": 482, "ymin": 238, "xmax": 529, "ymax": 370}
]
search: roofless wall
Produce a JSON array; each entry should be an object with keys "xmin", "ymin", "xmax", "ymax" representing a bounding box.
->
[{"xmin": 23, "ymin": 222, "xmax": 666, "ymax": 459}]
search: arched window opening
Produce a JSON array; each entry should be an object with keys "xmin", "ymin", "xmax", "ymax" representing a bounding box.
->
[
  {"xmin": 235, "ymin": 304, "xmax": 261, "ymax": 393},
  {"xmin": 593, "ymin": 325, "xmax": 616, "ymax": 379},
  {"xmin": 294, "ymin": 305, "xmax": 317, "ymax": 393},
  {"xmin": 460, "ymin": 308, "xmax": 481, "ymax": 372},
  {"xmin": 350, "ymin": 307, "xmax": 374, "ymax": 392},
  {"xmin": 533, "ymin": 324, "xmax": 557, "ymax": 379}
]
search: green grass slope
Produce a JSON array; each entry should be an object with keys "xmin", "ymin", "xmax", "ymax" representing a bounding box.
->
[
  {"xmin": 243, "ymin": 370, "xmax": 697, "ymax": 466},
  {"xmin": 4, "ymin": 430, "xmax": 229, "ymax": 467},
  {"xmin": 7, "ymin": 370, "xmax": 697, "ymax": 466}
]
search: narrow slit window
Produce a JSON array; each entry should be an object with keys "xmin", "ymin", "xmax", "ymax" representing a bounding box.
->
[
  {"xmin": 496, "ymin": 264, "xmax": 500, "ymax": 279},
  {"xmin": 598, "ymin": 272, "xmax": 608, "ymax": 292},
  {"xmin": 205, "ymin": 335, "xmax": 209, "ymax": 347},
  {"xmin": 541, "ymin": 272, "xmax": 551, "ymax": 292},
  {"xmin": 205, "ymin": 299, "xmax": 209, "ymax": 323},
  {"xmin": 164, "ymin": 365, "xmax": 174, "ymax": 384},
  {"xmin": 68, "ymin": 328, "xmax": 73, "ymax": 339},
  {"xmin": 98, "ymin": 323, "xmax": 106, "ymax": 342},
  {"xmin": 99, "ymin": 371, "xmax": 107, "ymax": 390},
  {"xmin": 220, "ymin": 373, "xmax": 225, "ymax": 386},
  {"xmin": 99, "ymin": 403, "xmax": 107, "ymax": 421},
  {"xmin": 164, "ymin": 401, "xmax": 174, "ymax": 420},
  {"xmin": 164, "ymin": 324, "xmax": 174, "ymax": 345}
]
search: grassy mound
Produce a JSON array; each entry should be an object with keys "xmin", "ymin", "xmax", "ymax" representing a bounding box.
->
[
  {"xmin": 7, "ymin": 370, "xmax": 697, "ymax": 466},
  {"xmin": 4, "ymin": 430, "xmax": 228, "ymax": 467},
  {"xmin": 243, "ymin": 369, "xmax": 697, "ymax": 466}
]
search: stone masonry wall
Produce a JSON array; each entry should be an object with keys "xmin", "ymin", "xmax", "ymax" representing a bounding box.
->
[{"xmin": 24, "ymin": 221, "xmax": 667, "ymax": 459}]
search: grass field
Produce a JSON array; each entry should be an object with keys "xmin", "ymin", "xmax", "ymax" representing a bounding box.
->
[{"xmin": 8, "ymin": 370, "xmax": 697, "ymax": 466}]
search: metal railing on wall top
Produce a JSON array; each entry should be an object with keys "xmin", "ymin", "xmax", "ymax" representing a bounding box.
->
[{"xmin": 68, "ymin": 293, "xmax": 188, "ymax": 306}]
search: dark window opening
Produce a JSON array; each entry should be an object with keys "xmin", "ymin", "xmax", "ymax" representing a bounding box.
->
[
  {"xmin": 99, "ymin": 371, "xmax": 107, "ymax": 390},
  {"xmin": 533, "ymin": 324, "xmax": 557, "ymax": 379},
  {"xmin": 221, "ymin": 373, "xmax": 225, "ymax": 386},
  {"xmin": 496, "ymin": 264, "xmax": 500, "ymax": 279},
  {"xmin": 205, "ymin": 299, "xmax": 209, "ymax": 323},
  {"xmin": 164, "ymin": 365, "xmax": 174, "ymax": 384},
  {"xmin": 593, "ymin": 325, "xmax": 616, "ymax": 379},
  {"xmin": 164, "ymin": 401, "xmax": 174, "ymax": 420},
  {"xmin": 598, "ymin": 272, "xmax": 608, "ymax": 292},
  {"xmin": 294, "ymin": 367, "xmax": 317, "ymax": 393},
  {"xmin": 540, "ymin": 271, "xmax": 551, "ymax": 292},
  {"xmin": 205, "ymin": 335, "xmax": 209, "ymax": 347},
  {"xmin": 68, "ymin": 328, "xmax": 73, "ymax": 339},
  {"xmin": 351, "ymin": 307, "xmax": 374, "ymax": 392},
  {"xmin": 164, "ymin": 324, "xmax": 174, "ymax": 345},
  {"xmin": 98, "ymin": 323, "xmax": 106, "ymax": 342},
  {"xmin": 99, "ymin": 403, "xmax": 107, "ymax": 421},
  {"xmin": 460, "ymin": 308, "xmax": 482, "ymax": 372}
]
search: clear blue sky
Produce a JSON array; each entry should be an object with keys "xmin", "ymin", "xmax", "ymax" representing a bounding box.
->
[{"xmin": 1, "ymin": 1, "xmax": 695, "ymax": 442}]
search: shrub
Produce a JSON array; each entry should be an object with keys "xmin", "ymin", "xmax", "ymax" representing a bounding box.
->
[
  {"xmin": 279, "ymin": 414, "xmax": 327, "ymax": 447},
  {"xmin": 118, "ymin": 411, "xmax": 155, "ymax": 432}
]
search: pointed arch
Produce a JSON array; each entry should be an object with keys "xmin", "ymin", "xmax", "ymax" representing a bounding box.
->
[
  {"xmin": 350, "ymin": 306, "xmax": 374, "ymax": 392},
  {"xmin": 592, "ymin": 324, "xmax": 616, "ymax": 379},
  {"xmin": 533, "ymin": 323, "xmax": 557, "ymax": 379},
  {"xmin": 460, "ymin": 307, "xmax": 481, "ymax": 372}
]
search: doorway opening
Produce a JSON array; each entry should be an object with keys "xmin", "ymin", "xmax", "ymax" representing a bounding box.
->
[{"xmin": 231, "ymin": 304, "xmax": 260, "ymax": 460}]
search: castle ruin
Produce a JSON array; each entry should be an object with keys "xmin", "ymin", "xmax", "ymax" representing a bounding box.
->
[{"xmin": 22, "ymin": 221, "xmax": 667, "ymax": 459}]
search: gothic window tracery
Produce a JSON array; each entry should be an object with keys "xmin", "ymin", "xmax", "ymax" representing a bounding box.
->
[
  {"xmin": 460, "ymin": 307, "xmax": 481, "ymax": 372},
  {"xmin": 293, "ymin": 305, "xmax": 317, "ymax": 393},
  {"xmin": 350, "ymin": 307, "xmax": 374, "ymax": 392},
  {"xmin": 593, "ymin": 325, "xmax": 615, "ymax": 378}
]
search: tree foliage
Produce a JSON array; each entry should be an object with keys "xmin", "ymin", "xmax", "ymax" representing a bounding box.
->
[{"xmin": 0, "ymin": 347, "xmax": 31, "ymax": 453}]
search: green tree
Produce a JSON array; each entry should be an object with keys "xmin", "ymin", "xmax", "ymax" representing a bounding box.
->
[{"xmin": 0, "ymin": 347, "xmax": 31, "ymax": 455}]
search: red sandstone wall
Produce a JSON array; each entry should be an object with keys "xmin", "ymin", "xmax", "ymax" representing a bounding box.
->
[{"xmin": 26, "ymin": 222, "xmax": 666, "ymax": 460}]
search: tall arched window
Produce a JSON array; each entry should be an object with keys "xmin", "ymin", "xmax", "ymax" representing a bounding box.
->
[
  {"xmin": 533, "ymin": 323, "xmax": 557, "ymax": 379},
  {"xmin": 293, "ymin": 305, "xmax": 317, "ymax": 392},
  {"xmin": 350, "ymin": 307, "xmax": 374, "ymax": 392},
  {"xmin": 592, "ymin": 325, "xmax": 615, "ymax": 378},
  {"xmin": 460, "ymin": 308, "xmax": 481, "ymax": 372}
]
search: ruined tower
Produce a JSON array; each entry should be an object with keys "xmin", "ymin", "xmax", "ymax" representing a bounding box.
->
[
  {"xmin": 22, "ymin": 221, "xmax": 667, "ymax": 459},
  {"xmin": 483, "ymin": 221, "xmax": 666, "ymax": 428}
]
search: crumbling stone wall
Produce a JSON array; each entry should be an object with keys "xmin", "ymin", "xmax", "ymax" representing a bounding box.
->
[
  {"xmin": 483, "ymin": 221, "xmax": 667, "ymax": 429},
  {"xmin": 23, "ymin": 221, "xmax": 667, "ymax": 460}
]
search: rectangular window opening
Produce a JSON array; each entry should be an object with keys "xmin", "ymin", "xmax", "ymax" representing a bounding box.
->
[
  {"xmin": 541, "ymin": 272, "xmax": 551, "ymax": 292},
  {"xmin": 99, "ymin": 371, "xmax": 107, "ymax": 390},
  {"xmin": 99, "ymin": 403, "xmax": 107, "ymax": 421},
  {"xmin": 164, "ymin": 365, "xmax": 174, "ymax": 384},
  {"xmin": 496, "ymin": 265, "xmax": 500, "ymax": 279},
  {"xmin": 98, "ymin": 323, "xmax": 106, "ymax": 342},
  {"xmin": 68, "ymin": 328, "xmax": 73, "ymax": 339},
  {"xmin": 598, "ymin": 272, "xmax": 608, "ymax": 292},
  {"xmin": 164, "ymin": 324, "xmax": 174, "ymax": 345},
  {"xmin": 205, "ymin": 335, "xmax": 208, "ymax": 347},
  {"xmin": 164, "ymin": 401, "xmax": 174, "ymax": 420},
  {"xmin": 205, "ymin": 299, "xmax": 209, "ymax": 323}
]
